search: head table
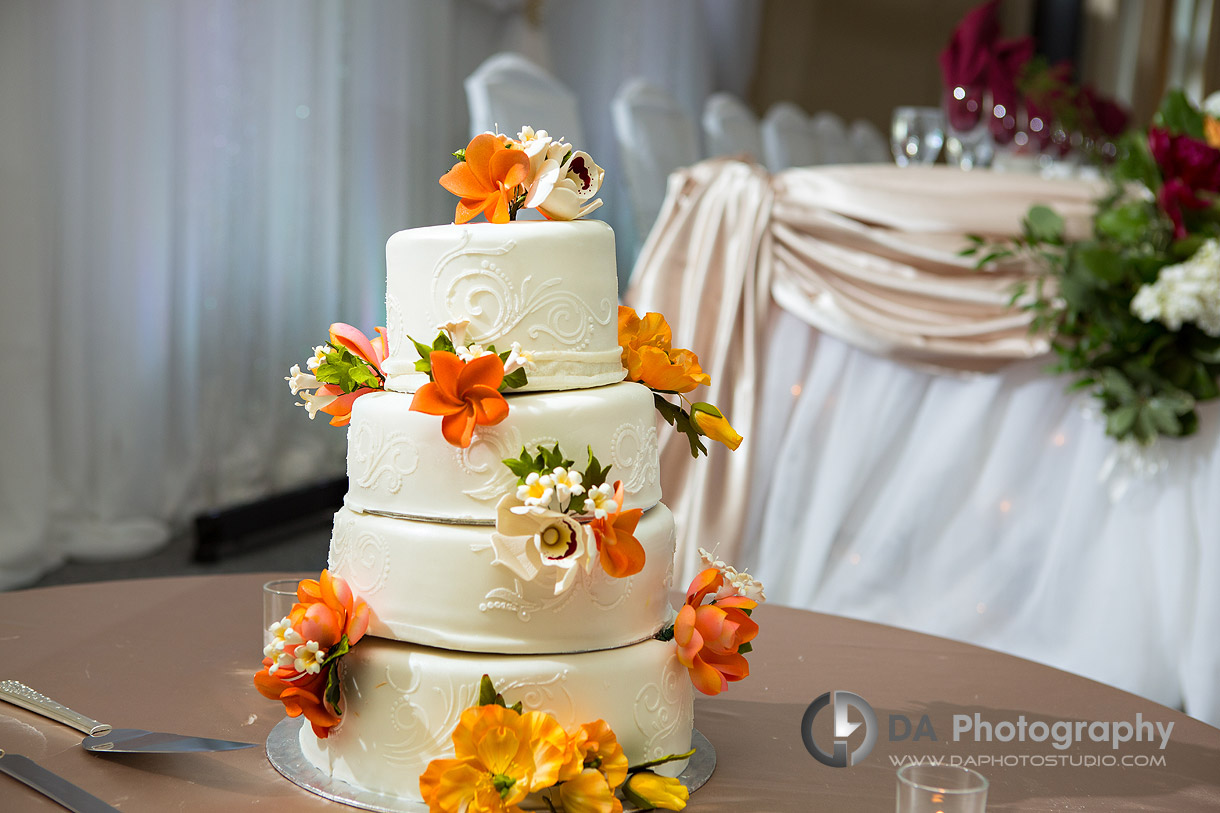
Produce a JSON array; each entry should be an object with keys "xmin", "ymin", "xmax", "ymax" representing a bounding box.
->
[{"xmin": 1, "ymin": 573, "xmax": 1217, "ymax": 810}]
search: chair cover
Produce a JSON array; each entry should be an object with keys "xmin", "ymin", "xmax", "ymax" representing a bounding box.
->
[
  {"xmin": 760, "ymin": 101, "xmax": 819, "ymax": 172},
  {"xmin": 848, "ymin": 118, "xmax": 890, "ymax": 163},
  {"xmin": 611, "ymin": 78, "xmax": 702, "ymax": 247},
  {"xmin": 464, "ymin": 51, "xmax": 586, "ymax": 145},
  {"xmin": 701, "ymin": 92, "xmax": 763, "ymax": 163},
  {"xmin": 810, "ymin": 111, "xmax": 851, "ymax": 165}
]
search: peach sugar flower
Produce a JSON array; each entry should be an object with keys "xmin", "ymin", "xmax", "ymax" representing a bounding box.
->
[
  {"xmin": 253, "ymin": 570, "xmax": 370, "ymax": 738},
  {"xmin": 287, "ymin": 322, "xmax": 388, "ymax": 427},
  {"xmin": 409, "ymin": 351, "xmax": 510, "ymax": 448},
  {"xmin": 673, "ymin": 567, "xmax": 759, "ymax": 696}
]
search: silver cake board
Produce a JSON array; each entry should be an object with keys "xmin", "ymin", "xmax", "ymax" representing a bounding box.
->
[{"xmin": 267, "ymin": 716, "xmax": 716, "ymax": 812}]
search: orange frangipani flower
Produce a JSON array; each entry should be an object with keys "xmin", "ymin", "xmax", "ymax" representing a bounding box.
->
[
  {"xmin": 440, "ymin": 133, "xmax": 531, "ymax": 224},
  {"xmin": 410, "ymin": 351, "xmax": 510, "ymax": 448},
  {"xmin": 673, "ymin": 567, "xmax": 758, "ymax": 696},
  {"xmin": 586, "ymin": 481, "xmax": 645, "ymax": 578}
]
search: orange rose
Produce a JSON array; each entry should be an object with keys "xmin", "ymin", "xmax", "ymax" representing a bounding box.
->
[
  {"xmin": 440, "ymin": 133, "xmax": 531, "ymax": 224},
  {"xmin": 617, "ymin": 306, "xmax": 710, "ymax": 394},
  {"xmin": 410, "ymin": 351, "xmax": 510, "ymax": 448},
  {"xmin": 586, "ymin": 481, "xmax": 645, "ymax": 578},
  {"xmin": 674, "ymin": 568, "xmax": 758, "ymax": 696}
]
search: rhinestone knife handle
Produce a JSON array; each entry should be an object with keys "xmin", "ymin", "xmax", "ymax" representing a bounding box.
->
[{"xmin": 0, "ymin": 680, "xmax": 112, "ymax": 737}]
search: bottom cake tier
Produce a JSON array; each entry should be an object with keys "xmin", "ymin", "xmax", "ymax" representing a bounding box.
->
[{"xmin": 299, "ymin": 635, "xmax": 694, "ymax": 803}]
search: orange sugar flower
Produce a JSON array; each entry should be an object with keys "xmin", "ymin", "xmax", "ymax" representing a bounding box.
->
[
  {"xmin": 618, "ymin": 306, "xmax": 710, "ymax": 393},
  {"xmin": 586, "ymin": 481, "xmax": 645, "ymax": 578},
  {"xmin": 293, "ymin": 569, "xmax": 371, "ymax": 648},
  {"xmin": 254, "ymin": 657, "xmax": 341, "ymax": 738},
  {"xmin": 328, "ymin": 322, "xmax": 388, "ymax": 371},
  {"xmin": 420, "ymin": 704, "xmax": 570, "ymax": 813},
  {"xmin": 410, "ymin": 351, "xmax": 510, "ymax": 448},
  {"xmin": 557, "ymin": 768, "xmax": 623, "ymax": 813},
  {"xmin": 618, "ymin": 306, "xmax": 672, "ymax": 380},
  {"xmin": 440, "ymin": 133, "xmax": 531, "ymax": 224},
  {"xmin": 561, "ymin": 719, "xmax": 628, "ymax": 789},
  {"xmin": 674, "ymin": 567, "xmax": 758, "ymax": 696}
]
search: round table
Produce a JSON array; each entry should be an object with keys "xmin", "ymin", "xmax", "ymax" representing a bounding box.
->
[{"xmin": 1, "ymin": 574, "xmax": 1217, "ymax": 811}]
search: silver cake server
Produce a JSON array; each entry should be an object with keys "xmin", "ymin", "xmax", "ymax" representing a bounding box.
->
[
  {"xmin": 0, "ymin": 749, "xmax": 120, "ymax": 812},
  {"xmin": 0, "ymin": 680, "xmax": 256, "ymax": 754}
]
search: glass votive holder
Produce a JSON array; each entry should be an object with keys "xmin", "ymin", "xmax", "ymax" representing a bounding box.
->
[
  {"xmin": 263, "ymin": 578, "xmax": 300, "ymax": 647},
  {"xmin": 896, "ymin": 765, "xmax": 988, "ymax": 813}
]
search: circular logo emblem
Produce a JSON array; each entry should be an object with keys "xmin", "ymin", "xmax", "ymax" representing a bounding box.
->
[{"xmin": 801, "ymin": 690, "xmax": 878, "ymax": 767}]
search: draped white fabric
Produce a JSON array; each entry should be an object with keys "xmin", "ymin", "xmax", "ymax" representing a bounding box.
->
[
  {"xmin": 627, "ymin": 160, "xmax": 1220, "ymax": 726},
  {"xmin": 0, "ymin": 0, "xmax": 760, "ymax": 589}
]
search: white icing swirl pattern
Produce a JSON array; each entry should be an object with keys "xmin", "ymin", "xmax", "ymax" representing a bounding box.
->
[
  {"xmin": 349, "ymin": 421, "xmax": 419, "ymax": 495},
  {"xmin": 329, "ymin": 511, "xmax": 391, "ymax": 597},
  {"xmin": 634, "ymin": 653, "xmax": 689, "ymax": 761}
]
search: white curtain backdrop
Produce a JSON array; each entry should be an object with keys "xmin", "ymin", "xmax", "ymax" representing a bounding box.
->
[{"xmin": 0, "ymin": 0, "xmax": 760, "ymax": 589}]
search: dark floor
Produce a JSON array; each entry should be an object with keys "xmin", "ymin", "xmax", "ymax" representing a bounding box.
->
[{"xmin": 28, "ymin": 515, "xmax": 334, "ymax": 589}]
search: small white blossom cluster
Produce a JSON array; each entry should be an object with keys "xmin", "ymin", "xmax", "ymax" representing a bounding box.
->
[
  {"xmin": 263, "ymin": 616, "xmax": 327, "ymax": 675},
  {"xmin": 285, "ymin": 344, "xmax": 336, "ymax": 419},
  {"xmin": 1131, "ymin": 239, "xmax": 1220, "ymax": 337},
  {"xmin": 517, "ymin": 467, "xmax": 585, "ymax": 508},
  {"xmin": 699, "ymin": 547, "xmax": 766, "ymax": 603},
  {"xmin": 582, "ymin": 482, "xmax": 618, "ymax": 519},
  {"xmin": 438, "ymin": 319, "xmax": 536, "ymax": 375}
]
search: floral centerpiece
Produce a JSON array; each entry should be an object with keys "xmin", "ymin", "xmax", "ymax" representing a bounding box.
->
[{"xmin": 966, "ymin": 91, "xmax": 1220, "ymax": 446}]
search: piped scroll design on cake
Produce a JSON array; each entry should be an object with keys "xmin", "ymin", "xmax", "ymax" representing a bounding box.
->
[
  {"xmin": 432, "ymin": 230, "xmax": 614, "ymax": 352},
  {"xmin": 329, "ymin": 512, "xmax": 391, "ymax": 596},
  {"xmin": 349, "ymin": 420, "xmax": 420, "ymax": 495},
  {"xmin": 378, "ymin": 659, "xmax": 573, "ymax": 768},
  {"xmin": 456, "ymin": 426, "xmax": 530, "ymax": 502},
  {"xmin": 634, "ymin": 653, "xmax": 690, "ymax": 762},
  {"xmin": 611, "ymin": 421, "xmax": 660, "ymax": 496}
]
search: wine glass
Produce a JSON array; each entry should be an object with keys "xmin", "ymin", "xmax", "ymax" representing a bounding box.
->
[{"xmin": 891, "ymin": 107, "xmax": 945, "ymax": 167}]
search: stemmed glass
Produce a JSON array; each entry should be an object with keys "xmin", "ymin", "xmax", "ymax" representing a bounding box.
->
[{"xmin": 891, "ymin": 107, "xmax": 945, "ymax": 167}]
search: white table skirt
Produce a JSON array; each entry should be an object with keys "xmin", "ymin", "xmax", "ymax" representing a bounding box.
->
[{"xmin": 741, "ymin": 309, "xmax": 1220, "ymax": 726}]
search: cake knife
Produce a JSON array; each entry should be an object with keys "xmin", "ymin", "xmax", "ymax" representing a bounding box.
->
[
  {"xmin": 0, "ymin": 680, "xmax": 256, "ymax": 753},
  {"xmin": 0, "ymin": 750, "xmax": 120, "ymax": 812}
]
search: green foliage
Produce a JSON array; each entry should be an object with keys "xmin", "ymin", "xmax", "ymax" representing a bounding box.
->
[
  {"xmin": 503, "ymin": 443, "xmax": 577, "ymax": 483},
  {"xmin": 497, "ymin": 347, "xmax": 529, "ymax": 390},
  {"xmin": 320, "ymin": 635, "xmax": 351, "ymax": 716},
  {"xmin": 452, "ymin": 148, "xmax": 466, "ymax": 162},
  {"xmin": 312, "ymin": 348, "xmax": 383, "ymax": 394},
  {"xmin": 582, "ymin": 447, "xmax": 612, "ymax": 490},
  {"xmin": 409, "ymin": 331, "xmax": 457, "ymax": 378},
  {"xmin": 476, "ymin": 674, "xmax": 523, "ymax": 714},
  {"xmin": 654, "ymin": 393, "xmax": 708, "ymax": 458},
  {"xmin": 971, "ymin": 95, "xmax": 1220, "ymax": 445}
]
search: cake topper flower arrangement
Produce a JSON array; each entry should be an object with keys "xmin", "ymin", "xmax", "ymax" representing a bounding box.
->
[
  {"xmin": 287, "ymin": 323, "xmax": 388, "ymax": 427},
  {"xmin": 408, "ymin": 320, "xmax": 534, "ymax": 448},
  {"xmin": 254, "ymin": 570, "xmax": 370, "ymax": 738},
  {"xmin": 618, "ymin": 306, "xmax": 743, "ymax": 458},
  {"xmin": 420, "ymin": 675, "xmax": 692, "ymax": 812},
  {"xmin": 441, "ymin": 127, "xmax": 605, "ymax": 224},
  {"xmin": 490, "ymin": 443, "xmax": 645, "ymax": 596}
]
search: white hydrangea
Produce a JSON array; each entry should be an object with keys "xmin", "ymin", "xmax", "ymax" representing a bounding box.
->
[
  {"xmin": 1131, "ymin": 239, "xmax": 1220, "ymax": 337},
  {"xmin": 583, "ymin": 482, "xmax": 618, "ymax": 518}
]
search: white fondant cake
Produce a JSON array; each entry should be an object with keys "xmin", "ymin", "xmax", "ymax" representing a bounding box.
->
[
  {"xmin": 328, "ymin": 502, "xmax": 676, "ymax": 653},
  {"xmin": 381, "ymin": 221, "xmax": 626, "ymax": 394},
  {"xmin": 300, "ymin": 637, "xmax": 693, "ymax": 801},
  {"xmin": 345, "ymin": 381, "xmax": 661, "ymax": 523},
  {"xmin": 297, "ymin": 219, "xmax": 696, "ymax": 806}
]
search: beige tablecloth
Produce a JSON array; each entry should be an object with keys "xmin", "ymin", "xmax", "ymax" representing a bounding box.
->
[{"xmin": 2, "ymin": 574, "xmax": 1217, "ymax": 810}]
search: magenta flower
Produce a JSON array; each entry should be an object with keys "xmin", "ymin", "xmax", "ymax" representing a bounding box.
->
[{"xmin": 1149, "ymin": 127, "xmax": 1220, "ymax": 239}]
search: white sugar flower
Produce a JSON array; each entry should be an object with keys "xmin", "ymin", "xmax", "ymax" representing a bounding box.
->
[
  {"xmin": 286, "ymin": 364, "xmax": 318, "ymax": 396},
  {"xmin": 297, "ymin": 388, "xmax": 338, "ymax": 420},
  {"xmin": 551, "ymin": 467, "xmax": 584, "ymax": 502},
  {"xmin": 437, "ymin": 319, "xmax": 471, "ymax": 348},
  {"xmin": 1132, "ymin": 239, "xmax": 1220, "ymax": 337},
  {"xmin": 306, "ymin": 344, "xmax": 332, "ymax": 371},
  {"xmin": 698, "ymin": 547, "xmax": 766, "ymax": 603},
  {"xmin": 525, "ymin": 149, "xmax": 605, "ymax": 221},
  {"xmin": 455, "ymin": 343, "xmax": 494, "ymax": 362},
  {"xmin": 263, "ymin": 617, "xmax": 304, "ymax": 671},
  {"xmin": 293, "ymin": 640, "xmax": 327, "ymax": 675},
  {"xmin": 503, "ymin": 342, "xmax": 536, "ymax": 375},
  {"xmin": 490, "ymin": 494, "xmax": 595, "ymax": 596},
  {"xmin": 583, "ymin": 482, "xmax": 618, "ymax": 518},
  {"xmin": 516, "ymin": 472, "xmax": 555, "ymax": 507}
]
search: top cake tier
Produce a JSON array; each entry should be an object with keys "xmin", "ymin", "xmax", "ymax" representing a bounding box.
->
[{"xmin": 381, "ymin": 221, "xmax": 626, "ymax": 394}]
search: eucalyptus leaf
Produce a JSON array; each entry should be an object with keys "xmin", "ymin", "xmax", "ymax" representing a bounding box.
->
[
  {"xmin": 1155, "ymin": 89, "xmax": 1205, "ymax": 139},
  {"xmin": 1025, "ymin": 205, "xmax": 1065, "ymax": 244}
]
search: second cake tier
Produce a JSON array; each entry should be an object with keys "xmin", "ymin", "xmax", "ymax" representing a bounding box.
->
[{"xmin": 329, "ymin": 502, "xmax": 677, "ymax": 654}]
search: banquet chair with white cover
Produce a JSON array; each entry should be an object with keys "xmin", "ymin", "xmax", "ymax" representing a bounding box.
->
[
  {"xmin": 760, "ymin": 101, "xmax": 819, "ymax": 172},
  {"xmin": 849, "ymin": 119, "xmax": 890, "ymax": 163},
  {"xmin": 464, "ymin": 52, "xmax": 586, "ymax": 146},
  {"xmin": 701, "ymin": 92, "xmax": 763, "ymax": 163},
  {"xmin": 611, "ymin": 78, "xmax": 702, "ymax": 252},
  {"xmin": 809, "ymin": 111, "xmax": 851, "ymax": 164}
]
